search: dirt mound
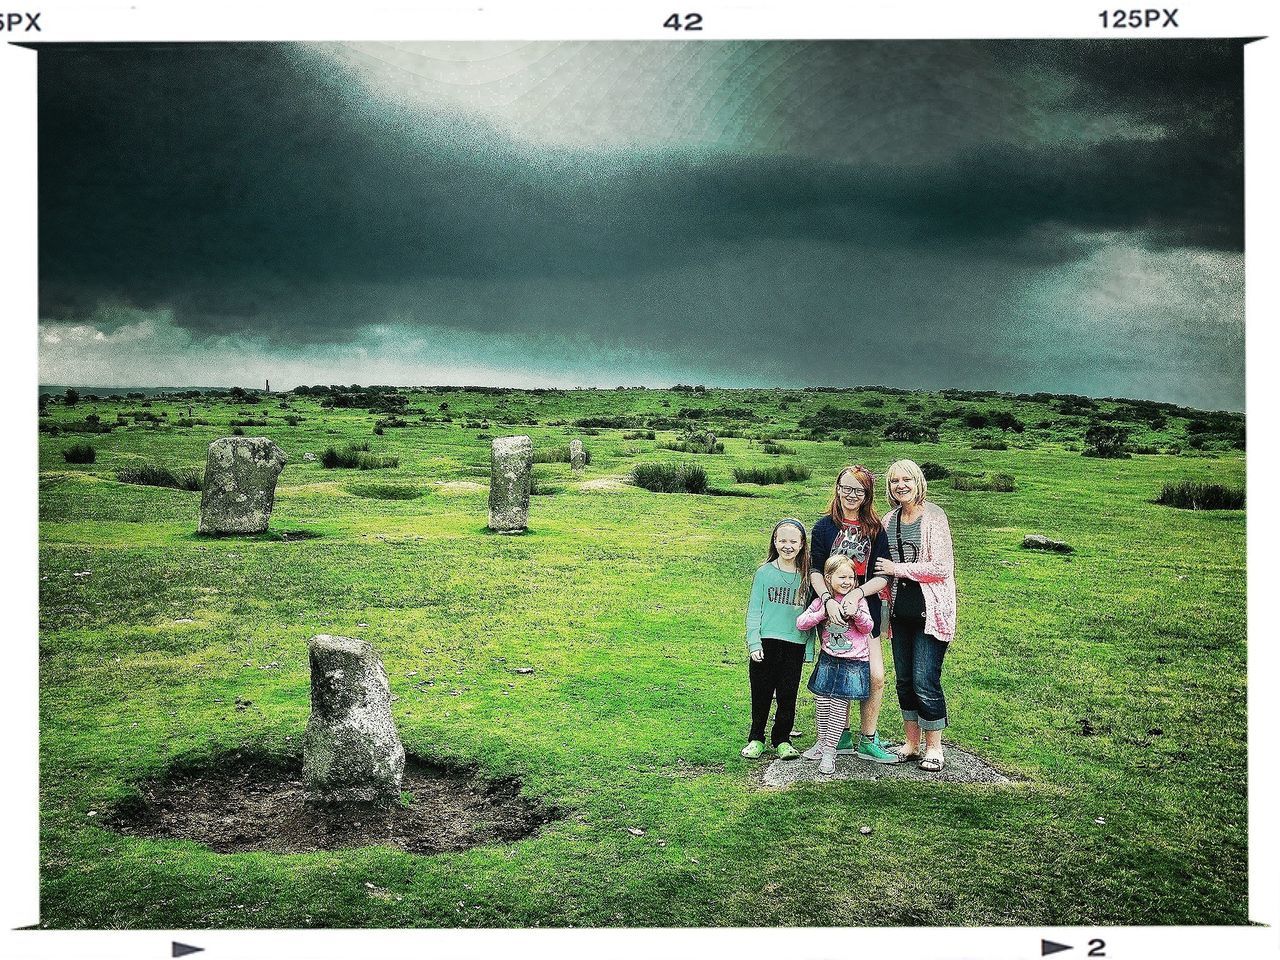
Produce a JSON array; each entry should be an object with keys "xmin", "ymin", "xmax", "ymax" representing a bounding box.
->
[{"xmin": 108, "ymin": 750, "xmax": 559, "ymax": 854}]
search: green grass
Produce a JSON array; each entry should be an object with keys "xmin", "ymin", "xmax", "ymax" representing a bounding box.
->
[{"xmin": 37, "ymin": 385, "xmax": 1247, "ymax": 928}]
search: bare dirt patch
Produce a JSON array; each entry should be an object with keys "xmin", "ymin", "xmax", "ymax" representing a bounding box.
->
[
  {"xmin": 108, "ymin": 749, "xmax": 560, "ymax": 854},
  {"xmin": 578, "ymin": 476, "xmax": 631, "ymax": 491},
  {"xmin": 759, "ymin": 742, "xmax": 1015, "ymax": 789},
  {"xmin": 433, "ymin": 480, "xmax": 487, "ymax": 493}
]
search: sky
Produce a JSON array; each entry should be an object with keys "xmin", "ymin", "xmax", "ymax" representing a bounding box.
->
[{"xmin": 35, "ymin": 40, "xmax": 1246, "ymax": 410}]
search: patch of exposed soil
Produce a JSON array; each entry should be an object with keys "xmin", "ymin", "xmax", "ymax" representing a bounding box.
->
[
  {"xmin": 108, "ymin": 750, "xmax": 560, "ymax": 854},
  {"xmin": 759, "ymin": 742, "xmax": 1016, "ymax": 789},
  {"xmin": 578, "ymin": 476, "xmax": 631, "ymax": 491}
]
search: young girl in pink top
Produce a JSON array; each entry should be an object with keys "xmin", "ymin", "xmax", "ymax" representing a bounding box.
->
[{"xmin": 796, "ymin": 555, "xmax": 876, "ymax": 774}]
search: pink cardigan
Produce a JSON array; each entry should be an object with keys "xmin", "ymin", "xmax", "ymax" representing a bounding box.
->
[{"xmin": 886, "ymin": 501, "xmax": 957, "ymax": 642}]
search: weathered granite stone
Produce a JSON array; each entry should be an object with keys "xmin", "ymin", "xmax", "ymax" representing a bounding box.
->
[
  {"xmin": 303, "ymin": 452, "xmax": 317, "ymax": 462},
  {"xmin": 303, "ymin": 635, "xmax": 405, "ymax": 805},
  {"xmin": 488, "ymin": 435, "xmax": 532, "ymax": 533},
  {"xmin": 199, "ymin": 437, "xmax": 287, "ymax": 534},
  {"xmin": 569, "ymin": 438, "xmax": 586, "ymax": 471},
  {"xmin": 1022, "ymin": 534, "xmax": 1074, "ymax": 553}
]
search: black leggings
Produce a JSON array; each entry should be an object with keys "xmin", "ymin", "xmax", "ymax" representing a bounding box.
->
[{"xmin": 748, "ymin": 637, "xmax": 806, "ymax": 746}]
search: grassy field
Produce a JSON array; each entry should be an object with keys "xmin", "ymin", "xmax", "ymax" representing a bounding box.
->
[{"xmin": 37, "ymin": 384, "xmax": 1247, "ymax": 927}]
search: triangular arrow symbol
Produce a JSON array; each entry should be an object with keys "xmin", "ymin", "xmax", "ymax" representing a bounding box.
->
[
  {"xmin": 1041, "ymin": 941, "xmax": 1073, "ymax": 957},
  {"xmin": 172, "ymin": 943, "xmax": 204, "ymax": 958}
]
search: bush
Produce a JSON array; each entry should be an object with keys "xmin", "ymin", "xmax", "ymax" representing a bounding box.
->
[
  {"xmin": 630, "ymin": 462, "xmax": 708, "ymax": 494},
  {"xmin": 760, "ymin": 441, "xmax": 794, "ymax": 455},
  {"xmin": 533, "ymin": 444, "xmax": 592, "ymax": 465},
  {"xmin": 1083, "ymin": 423, "xmax": 1130, "ymax": 459},
  {"xmin": 117, "ymin": 464, "xmax": 203, "ymax": 490},
  {"xmin": 660, "ymin": 428, "xmax": 722, "ymax": 454},
  {"xmin": 1155, "ymin": 481, "xmax": 1244, "ymax": 510},
  {"xmin": 883, "ymin": 418, "xmax": 939, "ymax": 443},
  {"xmin": 623, "ymin": 430, "xmax": 655, "ymax": 441},
  {"xmin": 952, "ymin": 472, "xmax": 1016, "ymax": 492},
  {"xmin": 63, "ymin": 443, "xmax": 96, "ymax": 464},
  {"xmin": 230, "ymin": 427, "xmax": 245, "ymax": 436},
  {"xmin": 841, "ymin": 432, "xmax": 880, "ymax": 447},
  {"xmin": 321, "ymin": 445, "xmax": 399, "ymax": 470},
  {"xmin": 920, "ymin": 461, "xmax": 949, "ymax": 480},
  {"xmin": 972, "ymin": 439, "xmax": 1007, "ymax": 450},
  {"xmin": 732, "ymin": 464, "xmax": 811, "ymax": 485}
]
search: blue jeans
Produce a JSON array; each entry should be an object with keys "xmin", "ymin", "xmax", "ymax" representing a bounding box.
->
[{"xmin": 890, "ymin": 619, "xmax": 948, "ymax": 731}]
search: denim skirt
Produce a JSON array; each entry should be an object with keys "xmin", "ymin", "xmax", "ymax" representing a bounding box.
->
[{"xmin": 807, "ymin": 651, "xmax": 871, "ymax": 701}]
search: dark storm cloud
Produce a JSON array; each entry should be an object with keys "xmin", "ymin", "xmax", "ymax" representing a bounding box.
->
[{"xmin": 38, "ymin": 40, "xmax": 1244, "ymax": 346}]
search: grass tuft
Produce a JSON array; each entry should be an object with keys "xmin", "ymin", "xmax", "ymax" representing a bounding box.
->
[{"xmin": 630, "ymin": 462, "xmax": 708, "ymax": 494}]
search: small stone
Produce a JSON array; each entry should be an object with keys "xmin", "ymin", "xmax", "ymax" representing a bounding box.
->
[
  {"xmin": 73, "ymin": 571, "xmax": 91, "ymax": 578},
  {"xmin": 859, "ymin": 825, "xmax": 872, "ymax": 835},
  {"xmin": 174, "ymin": 618, "xmax": 194, "ymax": 623},
  {"xmin": 626, "ymin": 827, "xmax": 645, "ymax": 836},
  {"xmin": 87, "ymin": 810, "xmax": 97, "ymax": 817},
  {"xmin": 303, "ymin": 452, "xmax": 317, "ymax": 462},
  {"xmin": 1095, "ymin": 817, "xmax": 1107, "ymax": 825},
  {"xmin": 513, "ymin": 667, "xmax": 534, "ymax": 675}
]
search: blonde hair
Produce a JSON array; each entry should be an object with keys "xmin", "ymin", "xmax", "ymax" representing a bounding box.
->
[
  {"xmin": 885, "ymin": 459, "xmax": 927, "ymax": 506},
  {"xmin": 823, "ymin": 554, "xmax": 858, "ymax": 590}
]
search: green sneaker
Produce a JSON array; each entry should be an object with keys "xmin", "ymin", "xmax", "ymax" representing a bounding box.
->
[
  {"xmin": 836, "ymin": 727, "xmax": 856, "ymax": 755},
  {"xmin": 775, "ymin": 742, "xmax": 801, "ymax": 761},
  {"xmin": 740, "ymin": 740, "xmax": 766, "ymax": 759},
  {"xmin": 856, "ymin": 732, "xmax": 900, "ymax": 764}
]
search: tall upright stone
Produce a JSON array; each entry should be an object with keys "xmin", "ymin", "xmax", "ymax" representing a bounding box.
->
[
  {"xmin": 488, "ymin": 435, "xmax": 532, "ymax": 533},
  {"xmin": 303, "ymin": 635, "xmax": 405, "ymax": 805},
  {"xmin": 569, "ymin": 438, "xmax": 586, "ymax": 471},
  {"xmin": 198, "ymin": 436, "xmax": 287, "ymax": 535}
]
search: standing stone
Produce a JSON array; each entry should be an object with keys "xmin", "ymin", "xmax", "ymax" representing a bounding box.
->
[
  {"xmin": 569, "ymin": 438, "xmax": 586, "ymax": 471},
  {"xmin": 488, "ymin": 435, "xmax": 532, "ymax": 533},
  {"xmin": 303, "ymin": 635, "xmax": 405, "ymax": 805},
  {"xmin": 198, "ymin": 436, "xmax": 287, "ymax": 534}
]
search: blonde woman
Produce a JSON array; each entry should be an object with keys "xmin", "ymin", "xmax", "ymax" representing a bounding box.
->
[{"xmin": 873, "ymin": 459, "xmax": 957, "ymax": 772}]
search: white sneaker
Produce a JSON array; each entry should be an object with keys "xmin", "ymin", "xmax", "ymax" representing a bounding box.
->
[
  {"xmin": 818, "ymin": 749, "xmax": 837, "ymax": 775},
  {"xmin": 801, "ymin": 743, "xmax": 823, "ymax": 761}
]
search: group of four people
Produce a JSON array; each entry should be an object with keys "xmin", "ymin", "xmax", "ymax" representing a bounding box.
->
[{"xmin": 743, "ymin": 459, "xmax": 956, "ymax": 773}]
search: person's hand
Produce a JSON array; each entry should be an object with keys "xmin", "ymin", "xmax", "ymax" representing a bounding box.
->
[
  {"xmin": 750, "ymin": 649, "xmax": 764, "ymax": 662},
  {"xmin": 825, "ymin": 597, "xmax": 848, "ymax": 626},
  {"xmin": 839, "ymin": 592, "xmax": 861, "ymax": 618},
  {"xmin": 875, "ymin": 557, "xmax": 897, "ymax": 576}
]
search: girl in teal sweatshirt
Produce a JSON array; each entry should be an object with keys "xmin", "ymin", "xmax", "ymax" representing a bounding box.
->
[{"xmin": 742, "ymin": 519, "xmax": 815, "ymax": 760}]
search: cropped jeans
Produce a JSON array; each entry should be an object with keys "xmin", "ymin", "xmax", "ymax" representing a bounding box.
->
[{"xmin": 890, "ymin": 619, "xmax": 949, "ymax": 731}]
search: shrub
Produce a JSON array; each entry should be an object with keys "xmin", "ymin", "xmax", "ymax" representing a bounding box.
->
[
  {"xmin": 732, "ymin": 464, "xmax": 811, "ymax": 485},
  {"xmin": 760, "ymin": 441, "xmax": 795, "ymax": 455},
  {"xmin": 373, "ymin": 426, "xmax": 384, "ymax": 435},
  {"xmin": 630, "ymin": 462, "xmax": 708, "ymax": 494},
  {"xmin": 660, "ymin": 428, "xmax": 722, "ymax": 454},
  {"xmin": 920, "ymin": 461, "xmax": 949, "ymax": 480},
  {"xmin": 883, "ymin": 418, "xmax": 938, "ymax": 443},
  {"xmin": 321, "ymin": 445, "xmax": 398, "ymax": 470},
  {"xmin": 1155, "ymin": 481, "xmax": 1244, "ymax": 510},
  {"xmin": 117, "ymin": 464, "xmax": 203, "ymax": 490},
  {"xmin": 952, "ymin": 472, "xmax": 1016, "ymax": 492},
  {"xmin": 841, "ymin": 432, "xmax": 880, "ymax": 447},
  {"xmin": 972, "ymin": 439, "xmax": 1007, "ymax": 450},
  {"xmin": 623, "ymin": 430, "xmax": 655, "ymax": 441},
  {"xmin": 230, "ymin": 427, "xmax": 245, "ymax": 436},
  {"xmin": 63, "ymin": 443, "xmax": 96, "ymax": 464},
  {"xmin": 533, "ymin": 444, "xmax": 592, "ymax": 465},
  {"xmin": 1082, "ymin": 423, "xmax": 1130, "ymax": 458}
]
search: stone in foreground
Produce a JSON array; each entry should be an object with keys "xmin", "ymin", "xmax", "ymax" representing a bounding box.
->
[
  {"xmin": 303, "ymin": 634, "xmax": 405, "ymax": 804},
  {"xmin": 488, "ymin": 435, "xmax": 533, "ymax": 533},
  {"xmin": 569, "ymin": 438, "xmax": 586, "ymax": 471},
  {"xmin": 1022, "ymin": 534, "xmax": 1074, "ymax": 553},
  {"xmin": 198, "ymin": 436, "xmax": 287, "ymax": 534}
]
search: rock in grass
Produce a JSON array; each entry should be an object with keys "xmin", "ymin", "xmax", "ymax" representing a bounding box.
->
[
  {"xmin": 303, "ymin": 635, "xmax": 405, "ymax": 805},
  {"xmin": 1022, "ymin": 534, "xmax": 1074, "ymax": 554},
  {"xmin": 198, "ymin": 436, "xmax": 287, "ymax": 534},
  {"xmin": 569, "ymin": 438, "xmax": 586, "ymax": 471},
  {"xmin": 488, "ymin": 435, "xmax": 533, "ymax": 533}
]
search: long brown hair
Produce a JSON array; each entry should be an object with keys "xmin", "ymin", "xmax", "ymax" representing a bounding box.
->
[
  {"xmin": 764, "ymin": 518, "xmax": 812, "ymax": 607},
  {"xmin": 825, "ymin": 465, "xmax": 883, "ymax": 552}
]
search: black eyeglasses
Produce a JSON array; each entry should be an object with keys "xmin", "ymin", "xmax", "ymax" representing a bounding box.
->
[{"xmin": 836, "ymin": 485, "xmax": 866, "ymax": 498}]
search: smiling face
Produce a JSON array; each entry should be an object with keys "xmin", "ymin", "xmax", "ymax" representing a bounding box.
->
[
  {"xmin": 888, "ymin": 469, "xmax": 917, "ymax": 505},
  {"xmin": 836, "ymin": 469, "xmax": 868, "ymax": 514},
  {"xmin": 773, "ymin": 523, "xmax": 803, "ymax": 564},
  {"xmin": 828, "ymin": 562, "xmax": 859, "ymax": 596}
]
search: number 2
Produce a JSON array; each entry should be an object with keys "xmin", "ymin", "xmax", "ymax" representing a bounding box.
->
[{"xmin": 1088, "ymin": 939, "xmax": 1107, "ymax": 957}]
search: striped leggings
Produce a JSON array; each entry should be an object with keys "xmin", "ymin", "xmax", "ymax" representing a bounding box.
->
[{"xmin": 814, "ymin": 695, "xmax": 851, "ymax": 752}]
